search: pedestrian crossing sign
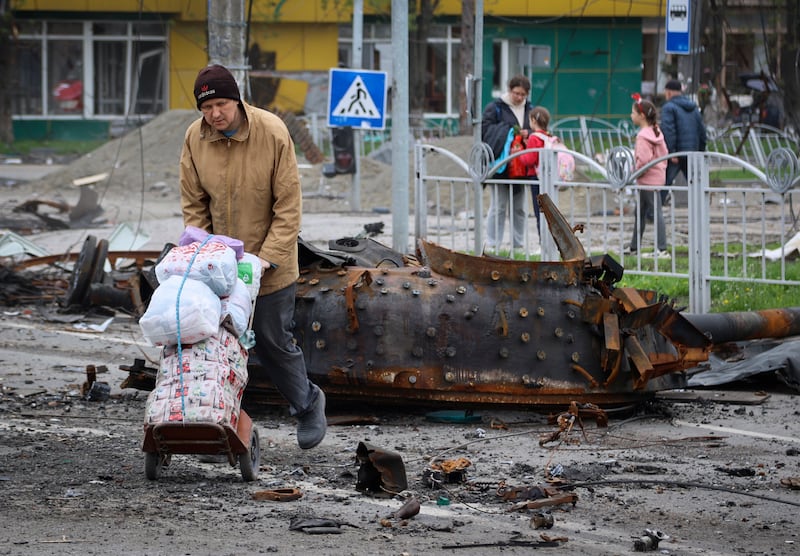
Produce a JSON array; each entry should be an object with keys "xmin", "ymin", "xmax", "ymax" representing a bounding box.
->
[{"xmin": 327, "ymin": 68, "xmax": 387, "ymax": 129}]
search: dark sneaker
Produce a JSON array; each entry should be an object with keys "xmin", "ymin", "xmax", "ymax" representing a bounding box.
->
[
  {"xmin": 642, "ymin": 249, "xmax": 671, "ymax": 259},
  {"xmin": 296, "ymin": 387, "xmax": 327, "ymax": 450}
]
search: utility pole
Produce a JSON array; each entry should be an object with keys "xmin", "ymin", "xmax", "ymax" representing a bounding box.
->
[
  {"xmin": 207, "ymin": 0, "xmax": 247, "ymax": 94},
  {"xmin": 472, "ymin": 0, "xmax": 483, "ymax": 146},
  {"xmin": 350, "ymin": 0, "xmax": 363, "ymax": 212},
  {"xmin": 391, "ymin": 0, "xmax": 409, "ymax": 252}
]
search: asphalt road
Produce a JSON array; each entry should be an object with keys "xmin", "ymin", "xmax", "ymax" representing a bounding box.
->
[{"xmin": 2, "ymin": 162, "xmax": 799, "ymax": 555}]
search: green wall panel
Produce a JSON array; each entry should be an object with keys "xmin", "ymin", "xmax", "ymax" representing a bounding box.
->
[
  {"xmin": 482, "ymin": 19, "xmax": 643, "ymax": 124},
  {"xmin": 13, "ymin": 120, "xmax": 110, "ymax": 141}
]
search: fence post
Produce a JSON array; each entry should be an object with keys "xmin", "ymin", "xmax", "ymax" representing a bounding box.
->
[
  {"xmin": 473, "ymin": 177, "xmax": 484, "ymax": 254},
  {"xmin": 539, "ymin": 149, "xmax": 559, "ymax": 261},
  {"xmin": 748, "ymin": 129, "xmax": 767, "ymax": 168},
  {"xmin": 414, "ymin": 141, "xmax": 427, "ymax": 242},
  {"xmin": 578, "ymin": 116, "xmax": 594, "ymax": 160},
  {"xmin": 687, "ymin": 151, "xmax": 712, "ymax": 313}
]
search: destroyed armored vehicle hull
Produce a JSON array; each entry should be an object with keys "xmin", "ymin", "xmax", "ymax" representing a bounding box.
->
[{"xmin": 245, "ymin": 195, "xmax": 715, "ymax": 407}]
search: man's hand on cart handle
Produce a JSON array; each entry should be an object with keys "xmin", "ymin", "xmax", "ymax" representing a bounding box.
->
[{"xmin": 259, "ymin": 257, "xmax": 279, "ymax": 275}]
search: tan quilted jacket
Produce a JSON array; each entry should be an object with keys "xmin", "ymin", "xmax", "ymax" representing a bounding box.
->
[{"xmin": 179, "ymin": 102, "xmax": 301, "ymax": 296}]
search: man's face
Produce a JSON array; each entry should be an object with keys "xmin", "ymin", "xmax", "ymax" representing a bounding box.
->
[
  {"xmin": 664, "ymin": 89, "xmax": 679, "ymax": 101},
  {"xmin": 200, "ymin": 98, "xmax": 240, "ymax": 132}
]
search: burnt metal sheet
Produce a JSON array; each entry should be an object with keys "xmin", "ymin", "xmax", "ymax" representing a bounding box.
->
[
  {"xmin": 688, "ymin": 336, "xmax": 800, "ymax": 392},
  {"xmin": 356, "ymin": 441, "xmax": 408, "ymax": 497},
  {"xmin": 539, "ymin": 194, "xmax": 585, "ymax": 262}
]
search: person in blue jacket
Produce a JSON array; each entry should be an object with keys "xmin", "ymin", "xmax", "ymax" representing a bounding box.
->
[
  {"xmin": 481, "ymin": 75, "xmax": 533, "ymax": 251},
  {"xmin": 660, "ymin": 79, "xmax": 707, "ymax": 204}
]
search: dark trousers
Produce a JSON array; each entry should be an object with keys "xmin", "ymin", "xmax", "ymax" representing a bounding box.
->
[
  {"xmin": 252, "ymin": 283, "xmax": 317, "ymax": 416},
  {"xmin": 630, "ymin": 188, "xmax": 666, "ymax": 251},
  {"xmin": 663, "ymin": 158, "xmax": 688, "ymax": 203}
]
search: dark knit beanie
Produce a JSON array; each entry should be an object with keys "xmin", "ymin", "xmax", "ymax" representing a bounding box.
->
[
  {"xmin": 193, "ymin": 64, "xmax": 241, "ymax": 109},
  {"xmin": 664, "ymin": 79, "xmax": 682, "ymax": 92}
]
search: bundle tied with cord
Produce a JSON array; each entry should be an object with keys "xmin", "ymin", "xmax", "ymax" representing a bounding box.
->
[{"xmin": 140, "ymin": 228, "xmax": 261, "ymax": 428}]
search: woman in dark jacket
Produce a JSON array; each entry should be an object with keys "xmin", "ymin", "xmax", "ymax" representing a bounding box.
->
[{"xmin": 481, "ymin": 75, "xmax": 533, "ymax": 251}]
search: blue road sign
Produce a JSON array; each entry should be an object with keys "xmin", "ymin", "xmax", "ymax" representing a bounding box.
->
[
  {"xmin": 327, "ymin": 68, "xmax": 387, "ymax": 129},
  {"xmin": 665, "ymin": 0, "xmax": 691, "ymax": 54}
]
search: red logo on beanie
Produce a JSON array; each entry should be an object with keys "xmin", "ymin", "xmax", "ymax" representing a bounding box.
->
[{"xmin": 201, "ymin": 84, "xmax": 209, "ymax": 92}]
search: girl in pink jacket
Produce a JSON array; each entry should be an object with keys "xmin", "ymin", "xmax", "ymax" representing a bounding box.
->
[{"xmin": 627, "ymin": 96, "xmax": 669, "ymax": 258}]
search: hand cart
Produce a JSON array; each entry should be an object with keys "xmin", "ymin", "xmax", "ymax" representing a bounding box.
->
[
  {"xmin": 142, "ymin": 409, "xmax": 260, "ymax": 482},
  {"xmin": 140, "ymin": 240, "xmax": 262, "ymax": 482}
]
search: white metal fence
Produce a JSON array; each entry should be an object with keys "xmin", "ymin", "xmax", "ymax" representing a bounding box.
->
[{"xmin": 414, "ymin": 139, "xmax": 800, "ymax": 314}]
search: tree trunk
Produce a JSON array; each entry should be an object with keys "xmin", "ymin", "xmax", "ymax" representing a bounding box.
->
[
  {"xmin": 779, "ymin": 0, "xmax": 800, "ymax": 132},
  {"xmin": 409, "ymin": 0, "xmax": 436, "ymax": 132},
  {"xmin": 458, "ymin": 1, "xmax": 474, "ymax": 135},
  {"xmin": 0, "ymin": 1, "xmax": 15, "ymax": 145}
]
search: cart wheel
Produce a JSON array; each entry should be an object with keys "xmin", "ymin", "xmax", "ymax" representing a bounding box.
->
[
  {"xmin": 144, "ymin": 451, "xmax": 163, "ymax": 480},
  {"xmin": 239, "ymin": 426, "xmax": 260, "ymax": 482}
]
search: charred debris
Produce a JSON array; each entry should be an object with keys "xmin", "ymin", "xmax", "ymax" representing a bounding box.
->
[{"xmin": 4, "ymin": 194, "xmax": 800, "ymax": 409}]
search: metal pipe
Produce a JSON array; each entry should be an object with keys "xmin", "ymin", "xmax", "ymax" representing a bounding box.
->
[{"xmin": 684, "ymin": 307, "xmax": 800, "ymax": 344}]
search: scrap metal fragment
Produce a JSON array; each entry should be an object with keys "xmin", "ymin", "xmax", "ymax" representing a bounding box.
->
[
  {"xmin": 497, "ymin": 484, "xmax": 549, "ymax": 501},
  {"xmin": 614, "ymin": 287, "xmax": 650, "ymax": 312},
  {"xmin": 252, "ymin": 487, "xmax": 303, "ymax": 501},
  {"xmin": 431, "ymin": 457, "xmax": 471, "ymax": 475},
  {"xmin": 390, "ymin": 497, "xmax": 421, "ymax": 519},
  {"xmin": 633, "ymin": 529, "xmax": 670, "ymax": 552},
  {"xmin": 355, "ymin": 441, "xmax": 408, "ymax": 497},
  {"xmin": 119, "ymin": 358, "xmax": 157, "ymax": 391},
  {"xmin": 601, "ymin": 312, "xmax": 622, "ymax": 385},
  {"xmin": 624, "ymin": 335, "xmax": 656, "ymax": 390},
  {"xmin": 509, "ymin": 492, "xmax": 578, "ymax": 511},
  {"xmin": 540, "ymin": 402, "xmax": 608, "ymax": 445},
  {"xmin": 538, "ymin": 194, "xmax": 585, "ymax": 261},
  {"xmin": 344, "ymin": 269, "xmax": 371, "ymax": 333},
  {"xmin": 780, "ymin": 477, "xmax": 800, "ymax": 490},
  {"xmin": 80, "ymin": 364, "xmax": 97, "ymax": 397},
  {"xmin": 425, "ymin": 457, "xmax": 471, "ymax": 487},
  {"xmin": 13, "ymin": 199, "xmax": 71, "ymax": 229},
  {"xmin": 539, "ymin": 533, "xmax": 569, "ymax": 543},
  {"xmin": 442, "ymin": 535, "xmax": 562, "ymax": 550},
  {"xmin": 288, "ymin": 516, "xmax": 359, "ymax": 534},
  {"xmin": 530, "ymin": 511, "xmax": 554, "ymax": 529}
]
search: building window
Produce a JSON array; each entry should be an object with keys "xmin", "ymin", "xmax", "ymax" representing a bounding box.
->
[
  {"xmin": 49, "ymin": 39, "xmax": 83, "ymax": 115},
  {"xmin": 491, "ymin": 38, "xmax": 524, "ymax": 98},
  {"xmin": 12, "ymin": 20, "xmax": 167, "ymax": 119}
]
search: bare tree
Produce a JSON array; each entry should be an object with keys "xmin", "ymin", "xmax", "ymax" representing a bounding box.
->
[
  {"xmin": 698, "ymin": 0, "xmax": 798, "ymax": 130},
  {"xmin": 779, "ymin": 0, "xmax": 800, "ymax": 132},
  {"xmin": 0, "ymin": 0, "xmax": 15, "ymax": 145},
  {"xmin": 409, "ymin": 0, "xmax": 438, "ymax": 131}
]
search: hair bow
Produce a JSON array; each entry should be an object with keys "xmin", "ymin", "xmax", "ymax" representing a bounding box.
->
[{"xmin": 631, "ymin": 93, "xmax": 642, "ymax": 105}]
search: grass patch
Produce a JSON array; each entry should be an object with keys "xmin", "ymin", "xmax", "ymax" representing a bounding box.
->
[
  {"xmin": 507, "ymin": 244, "xmax": 800, "ymax": 312},
  {"xmin": 1, "ymin": 139, "xmax": 105, "ymax": 158},
  {"xmin": 616, "ymin": 244, "xmax": 800, "ymax": 311}
]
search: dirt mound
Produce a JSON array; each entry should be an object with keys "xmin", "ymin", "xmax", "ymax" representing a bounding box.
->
[
  {"xmin": 27, "ymin": 110, "xmax": 199, "ymax": 198},
  {"xmin": 18, "ymin": 110, "xmax": 478, "ymax": 217}
]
